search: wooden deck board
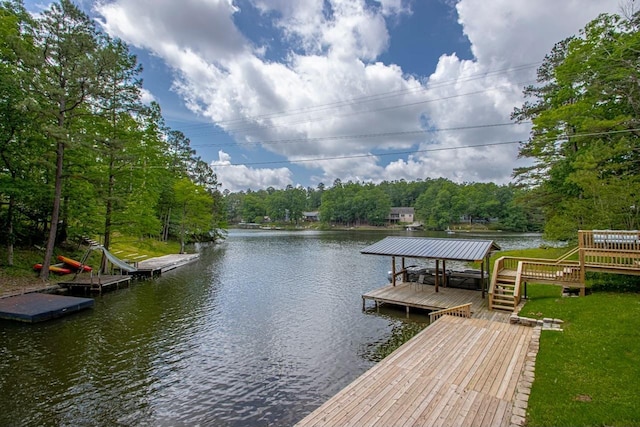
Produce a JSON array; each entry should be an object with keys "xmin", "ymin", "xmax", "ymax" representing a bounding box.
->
[
  {"xmin": 295, "ymin": 316, "xmax": 536, "ymax": 427},
  {"xmin": 363, "ymin": 282, "xmax": 487, "ymax": 313},
  {"xmin": 135, "ymin": 253, "xmax": 200, "ymax": 276}
]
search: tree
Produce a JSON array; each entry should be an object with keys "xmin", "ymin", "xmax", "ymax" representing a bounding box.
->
[
  {"xmin": 0, "ymin": 0, "xmax": 38, "ymax": 265},
  {"xmin": 91, "ymin": 35, "xmax": 143, "ymax": 262},
  {"xmin": 512, "ymin": 11, "xmax": 640, "ymax": 239},
  {"xmin": 172, "ymin": 178, "xmax": 214, "ymax": 253},
  {"xmin": 32, "ymin": 0, "xmax": 99, "ymax": 279}
]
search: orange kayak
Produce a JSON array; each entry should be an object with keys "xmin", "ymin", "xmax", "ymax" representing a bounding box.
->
[
  {"xmin": 33, "ymin": 263, "xmax": 73, "ymax": 275},
  {"xmin": 57, "ymin": 255, "xmax": 92, "ymax": 272}
]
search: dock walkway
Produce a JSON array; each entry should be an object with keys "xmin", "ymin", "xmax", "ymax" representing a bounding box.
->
[
  {"xmin": 135, "ymin": 253, "xmax": 200, "ymax": 277},
  {"xmin": 295, "ymin": 315, "xmax": 538, "ymax": 427},
  {"xmin": 60, "ymin": 275, "xmax": 132, "ymax": 294}
]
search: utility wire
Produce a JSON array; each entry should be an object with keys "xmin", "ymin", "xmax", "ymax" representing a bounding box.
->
[
  {"xmin": 194, "ymin": 121, "xmax": 529, "ymax": 149},
  {"xmin": 210, "ymin": 127, "xmax": 640, "ymax": 167},
  {"xmin": 204, "ymin": 62, "xmax": 540, "ymax": 127}
]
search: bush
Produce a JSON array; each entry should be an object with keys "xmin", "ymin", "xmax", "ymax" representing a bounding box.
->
[{"xmin": 587, "ymin": 272, "xmax": 640, "ymax": 292}]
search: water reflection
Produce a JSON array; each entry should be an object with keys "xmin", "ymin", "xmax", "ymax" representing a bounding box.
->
[{"xmin": 0, "ymin": 230, "xmax": 546, "ymax": 426}]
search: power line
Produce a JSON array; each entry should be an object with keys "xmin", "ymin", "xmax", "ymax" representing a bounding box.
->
[
  {"xmin": 213, "ymin": 140, "xmax": 522, "ymax": 167},
  {"xmin": 173, "ymin": 62, "xmax": 541, "ymax": 137},
  {"xmin": 187, "ymin": 80, "xmax": 536, "ymax": 143},
  {"xmin": 210, "ymin": 127, "xmax": 640, "ymax": 167},
  {"xmin": 193, "ymin": 121, "xmax": 529, "ymax": 148}
]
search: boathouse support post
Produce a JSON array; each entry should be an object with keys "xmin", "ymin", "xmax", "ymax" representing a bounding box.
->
[
  {"xmin": 435, "ymin": 260, "xmax": 439, "ymax": 293},
  {"xmin": 443, "ymin": 260, "xmax": 447, "ymax": 287},
  {"xmin": 402, "ymin": 257, "xmax": 406, "ymax": 282},
  {"xmin": 481, "ymin": 257, "xmax": 487, "ymax": 298},
  {"xmin": 391, "ymin": 256, "xmax": 396, "ymax": 286}
]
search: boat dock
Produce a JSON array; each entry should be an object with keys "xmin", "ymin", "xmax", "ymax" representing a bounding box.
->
[
  {"xmin": 134, "ymin": 253, "xmax": 200, "ymax": 277},
  {"xmin": 60, "ymin": 275, "xmax": 132, "ymax": 294},
  {"xmin": 0, "ymin": 293, "xmax": 94, "ymax": 323},
  {"xmin": 363, "ymin": 282, "xmax": 487, "ymax": 316},
  {"xmin": 295, "ymin": 315, "xmax": 538, "ymax": 427}
]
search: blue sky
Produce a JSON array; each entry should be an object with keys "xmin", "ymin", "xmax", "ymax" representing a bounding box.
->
[{"xmin": 26, "ymin": 0, "xmax": 622, "ymax": 192}]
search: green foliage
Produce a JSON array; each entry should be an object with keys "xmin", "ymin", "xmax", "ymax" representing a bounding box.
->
[
  {"xmin": 587, "ymin": 272, "xmax": 640, "ymax": 293},
  {"xmin": 0, "ymin": 0, "xmax": 224, "ymax": 271},
  {"xmin": 224, "ymin": 178, "xmax": 543, "ymax": 231},
  {"xmin": 513, "ymin": 11, "xmax": 640, "ymax": 239},
  {"xmin": 520, "ymin": 287, "xmax": 640, "ymax": 426},
  {"xmin": 319, "ymin": 181, "xmax": 392, "ymax": 226}
]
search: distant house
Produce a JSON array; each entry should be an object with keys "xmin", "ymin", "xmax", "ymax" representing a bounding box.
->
[
  {"xmin": 388, "ymin": 207, "xmax": 414, "ymax": 224},
  {"xmin": 303, "ymin": 211, "xmax": 320, "ymax": 222}
]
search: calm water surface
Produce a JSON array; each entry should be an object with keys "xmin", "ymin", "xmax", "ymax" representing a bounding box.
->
[{"xmin": 0, "ymin": 230, "xmax": 547, "ymax": 426}]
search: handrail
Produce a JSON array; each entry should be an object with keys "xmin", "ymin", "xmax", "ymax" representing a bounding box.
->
[
  {"xmin": 514, "ymin": 261, "xmax": 524, "ymax": 306},
  {"xmin": 519, "ymin": 261, "xmax": 582, "ymax": 283},
  {"xmin": 555, "ymin": 247, "xmax": 579, "ymax": 263},
  {"xmin": 579, "ymin": 230, "xmax": 640, "ymax": 250},
  {"xmin": 429, "ymin": 303, "xmax": 472, "ymax": 323},
  {"xmin": 488, "ymin": 257, "xmax": 505, "ymax": 306}
]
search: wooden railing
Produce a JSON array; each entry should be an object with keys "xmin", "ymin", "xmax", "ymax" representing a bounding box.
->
[
  {"xmin": 488, "ymin": 257, "xmax": 504, "ymax": 307},
  {"xmin": 489, "ymin": 253, "xmax": 584, "ymax": 307},
  {"xmin": 429, "ymin": 303, "xmax": 472, "ymax": 323},
  {"xmin": 578, "ymin": 230, "xmax": 640, "ymax": 271},
  {"xmin": 519, "ymin": 261, "xmax": 582, "ymax": 284},
  {"xmin": 514, "ymin": 261, "xmax": 524, "ymax": 306},
  {"xmin": 580, "ymin": 229, "xmax": 640, "ymax": 250}
]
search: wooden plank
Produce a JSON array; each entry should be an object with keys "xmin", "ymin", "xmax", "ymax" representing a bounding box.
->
[{"xmin": 295, "ymin": 317, "xmax": 537, "ymax": 427}]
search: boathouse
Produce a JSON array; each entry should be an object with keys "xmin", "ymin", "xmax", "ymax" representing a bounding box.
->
[{"xmin": 361, "ymin": 236, "xmax": 500, "ymax": 315}]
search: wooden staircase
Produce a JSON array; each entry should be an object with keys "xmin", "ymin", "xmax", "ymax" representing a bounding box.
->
[
  {"xmin": 488, "ymin": 248, "xmax": 585, "ymax": 312},
  {"xmin": 489, "ymin": 265, "xmax": 519, "ymax": 312},
  {"xmin": 488, "ymin": 231, "xmax": 640, "ymax": 312}
]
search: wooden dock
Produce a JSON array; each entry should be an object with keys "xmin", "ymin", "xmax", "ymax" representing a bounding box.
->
[
  {"xmin": 0, "ymin": 293, "xmax": 94, "ymax": 323},
  {"xmin": 295, "ymin": 315, "xmax": 537, "ymax": 427},
  {"xmin": 60, "ymin": 275, "xmax": 132, "ymax": 294},
  {"xmin": 363, "ymin": 282, "xmax": 488, "ymax": 316},
  {"xmin": 134, "ymin": 253, "xmax": 200, "ymax": 277}
]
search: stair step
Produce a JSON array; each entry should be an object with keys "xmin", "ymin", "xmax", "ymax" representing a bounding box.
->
[
  {"xmin": 496, "ymin": 281, "xmax": 516, "ymax": 287},
  {"xmin": 491, "ymin": 303, "xmax": 515, "ymax": 312},
  {"xmin": 493, "ymin": 294, "xmax": 515, "ymax": 301}
]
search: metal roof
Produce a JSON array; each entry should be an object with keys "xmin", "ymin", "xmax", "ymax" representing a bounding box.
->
[{"xmin": 360, "ymin": 236, "xmax": 501, "ymax": 262}]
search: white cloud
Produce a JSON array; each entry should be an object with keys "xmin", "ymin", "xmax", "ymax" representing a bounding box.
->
[
  {"xmin": 211, "ymin": 151, "xmax": 293, "ymax": 192},
  {"xmin": 95, "ymin": 0, "xmax": 622, "ymax": 189},
  {"xmin": 139, "ymin": 88, "xmax": 156, "ymax": 104}
]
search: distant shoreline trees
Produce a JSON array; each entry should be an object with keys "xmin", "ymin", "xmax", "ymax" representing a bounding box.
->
[{"xmin": 222, "ymin": 178, "xmax": 543, "ymax": 232}]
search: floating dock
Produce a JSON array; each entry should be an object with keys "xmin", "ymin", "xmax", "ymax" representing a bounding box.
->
[
  {"xmin": 134, "ymin": 253, "xmax": 200, "ymax": 277},
  {"xmin": 295, "ymin": 315, "xmax": 539, "ymax": 427},
  {"xmin": 0, "ymin": 293, "xmax": 94, "ymax": 323}
]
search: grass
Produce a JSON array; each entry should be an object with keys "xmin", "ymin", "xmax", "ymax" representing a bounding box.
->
[
  {"xmin": 477, "ymin": 245, "xmax": 640, "ymax": 425},
  {"xmin": 0, "ymin": 235, "xmax": 181, "ymax": 293},
  {"xmin": 520, "ymin": 284, "xmax": 640, "ymax": 426}
]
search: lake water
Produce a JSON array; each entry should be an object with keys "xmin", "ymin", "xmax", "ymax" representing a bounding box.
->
[{"xmin": 0, "ymin": 230, "xmax": 547, "ymax": 426}]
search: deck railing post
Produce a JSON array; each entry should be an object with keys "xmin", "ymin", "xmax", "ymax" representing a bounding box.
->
[{"xmin": 578, "ymin": 234, "xmax": 586, "ymax": 285}]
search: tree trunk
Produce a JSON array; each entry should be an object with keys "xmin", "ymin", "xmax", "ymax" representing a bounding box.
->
[
  {"xmin": 101, "ymin": 158, "xmax": 115, "ymax": 273},
  {"xmin": 7, "ymin": 193, "xmax": 14, "ymax": 266},
  {"xmin": 40, "ymin": 139, "xmax": 65, "ymax": 281}
]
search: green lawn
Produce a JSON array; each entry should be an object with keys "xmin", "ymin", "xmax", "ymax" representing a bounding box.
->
[{"xmin": 521, "ymin": 285, "xmax": 640, "ymax": 426}]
